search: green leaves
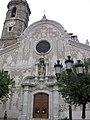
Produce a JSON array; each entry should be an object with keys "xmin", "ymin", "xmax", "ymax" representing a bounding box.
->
[
  {"xmin": 84, "ymin": 58, "xmax": 90, "ymax": 73},
  {"xmin": 0, "ymin": 70, "xmax": 14, "ymax": 103},
  {"xmin": 57, "ymin": 58, "xmax": 90, "ymax": 118},
  {"xmin": 57, "ymin": 69, "xmax": 76, "ymax": 103},
  {"xmin": 57, "ymin": 58, "xmax": 90, "ymax": 105}
]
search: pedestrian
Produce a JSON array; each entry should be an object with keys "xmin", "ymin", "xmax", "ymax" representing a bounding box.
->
[{"xmin": 4, "ymin": 111, "xmax": 7, "ymax": 120}]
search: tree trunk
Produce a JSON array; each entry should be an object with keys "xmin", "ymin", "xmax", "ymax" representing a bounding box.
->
[{"xmin": 82, "ymin": 104, "xmax": 86, "ymax": 119}]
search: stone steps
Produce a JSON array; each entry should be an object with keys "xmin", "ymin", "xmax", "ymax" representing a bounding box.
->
[
  {"xmin": 0, "ymin": 118, "xmax": 90, "ymax": 120},
  {"xmin": 0, "ymin": 118, "xmax": 17, "ymax": 120},
  {"xmin": 31, "ymin": 119, "xmax": 50, "ymax": 120}
]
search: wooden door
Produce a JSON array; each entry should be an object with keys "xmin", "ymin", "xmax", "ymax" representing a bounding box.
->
[{"xmin": 33, "ymin": 93, "xmax": 49, "ymax": 118}]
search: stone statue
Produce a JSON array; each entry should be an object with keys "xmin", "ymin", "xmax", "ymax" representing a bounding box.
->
[{"xmin": 38, "ymin": 58, "xmax": 46, "ymax": 77}]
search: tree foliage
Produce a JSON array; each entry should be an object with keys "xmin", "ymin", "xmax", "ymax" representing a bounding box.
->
[
  {"xmin": 57, "ymin": 69, "xmax": 77, "ymax": 104},
  {"xmin": 0, "ymin": 70, "xmax": 14, "ymax": 103},
  {"xmin": 71, "ymin": 58, "xmax": 90, "ymax": 105},
  {"xmin": 57, "ymin": 58, "xmax": 90, "ymax": 118}
]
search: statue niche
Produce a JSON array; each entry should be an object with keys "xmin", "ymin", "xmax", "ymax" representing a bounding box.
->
[{"xmin": 38, "ymin": 58, "xmax": 46, "ymax": 77}]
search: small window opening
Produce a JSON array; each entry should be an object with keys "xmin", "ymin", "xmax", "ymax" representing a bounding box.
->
[
  {"xmin": 4, "ymin": 71, "xmax": 8, "ymax": 75},
  {"xmin": 11, "ymin": 7, "xmax": 17, "ymax": 17},
  {"xmin": 9, "ymin": 27, "xmax": 13, "ymax": 31}
]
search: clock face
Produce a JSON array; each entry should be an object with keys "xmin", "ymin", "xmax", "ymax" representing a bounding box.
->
[
  {"xmin": 7, "ymin": 21, "xmax": 15, "ymax": 27},
  {"xmin": 36, "ymin": 40, "xmax": 50, "ymax": 53}
]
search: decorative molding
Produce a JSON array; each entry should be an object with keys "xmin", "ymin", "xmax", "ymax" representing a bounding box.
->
[
  {"xmin": 45, "ymin": 81, "xmax": 55, "ymax": 87},
  {"xmin": 69, "ymin": 40, "xmax": 90, "ymax": 51},
  {"xmin": 0, "ymin": 42, "xmax": 20, "ymax": 56},
  {"xmin": 21, "ymin": 19, "xmax": 65, "ymax": 39},
  {"xmin": 21, "ymin": 82, "xmax": 36, "ymax": 87}
]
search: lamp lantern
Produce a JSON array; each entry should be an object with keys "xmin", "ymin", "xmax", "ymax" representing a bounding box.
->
[
  {"xmin": 75, "ymin": 60, "xmax": 84, "ymax": 75},
  {"xmin": 54, "ymin": 60, "xmax": 63, "ymax": 80}
]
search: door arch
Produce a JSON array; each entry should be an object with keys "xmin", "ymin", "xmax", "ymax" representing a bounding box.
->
[{"xmin": 33, "ymin": 93, "xmax": 49, "ymax": 118}]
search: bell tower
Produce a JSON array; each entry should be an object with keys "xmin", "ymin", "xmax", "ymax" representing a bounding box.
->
[{"xmin": 1, "ymin": 0, "xmax": 31, "ymax": 44}]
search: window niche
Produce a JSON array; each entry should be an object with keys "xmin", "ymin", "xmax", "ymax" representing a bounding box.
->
[
  {"xmin": 11, "ymin": 7, "xmax": 17, "ymax": 17},
  {"xmin": 8, "ymin": 27, "xmax": 13, "ymax": 32}
]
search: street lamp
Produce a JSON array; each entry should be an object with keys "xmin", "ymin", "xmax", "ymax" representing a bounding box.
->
[
  {"xmin": 75, "ymin": 60, "xmax": 84, "ymax": 75},
  {"xmin": 54, "ymin": 60, "xmax": 63, "ymax": 81},
  {"xmin": 65, "ymin": 56, "xmax": 73, "ymax": 73},
  {"xmin": 65, "ymin": 56, "xmax": 73, "ymax": 120},
  {"xmin": 54, "ymin": 56, "xmax": 73, "ymax": 120},
  {"xmin": 75, "ymin": 60, "xmax": 85, "ymax": 119}
]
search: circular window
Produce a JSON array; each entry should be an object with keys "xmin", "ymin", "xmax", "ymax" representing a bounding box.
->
[{"xmin": 36, "ymin": 41, "xmax": 50, "ymax": 53}]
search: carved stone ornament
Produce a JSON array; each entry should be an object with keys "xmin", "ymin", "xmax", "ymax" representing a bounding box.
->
[{"xmin": 38, "ymin": 58, "xmax": 46, "ymax": 77}]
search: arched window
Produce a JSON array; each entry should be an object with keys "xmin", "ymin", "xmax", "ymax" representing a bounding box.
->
[{"xmin": 11, "ymin": 7, "xmax": 17, "ymax": 17}]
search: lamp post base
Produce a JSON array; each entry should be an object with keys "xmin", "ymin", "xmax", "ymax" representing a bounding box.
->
[{"xmin": 69, "ymin": 104, "xmax": 72, "ymax": 120}]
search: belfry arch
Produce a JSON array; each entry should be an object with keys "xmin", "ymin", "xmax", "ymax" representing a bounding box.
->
[{"xmin": 11, "ymin": 7, "xmax": 17, "ymax": 17}]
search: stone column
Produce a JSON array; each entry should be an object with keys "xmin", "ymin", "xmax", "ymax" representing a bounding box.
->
[
  {"xmin": 23, "ymin": 86, "xmax": 29, "ymax": 114},
  {"xmin": 20, "ymin": 84, "xmax": 29, "ymax": 120},
  {"xmin": 52, "ymin": 87, "xmax": 60, "ymax": 120},
  {"xmin": 45, "ymin": 61, "xmax": 49, "ymax": 80},
  {"xmin": 35, "ymin": 61, "xmax": 39, "ymax": 80}
]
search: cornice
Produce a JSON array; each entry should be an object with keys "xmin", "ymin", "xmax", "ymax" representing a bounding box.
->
[
  {"xmin": 69, "ymin": 40, "xmax": 90, "ymax": 51},
  {"xmin": 0, "ymin": 42, "xmax": 20, "ymax": 56}
]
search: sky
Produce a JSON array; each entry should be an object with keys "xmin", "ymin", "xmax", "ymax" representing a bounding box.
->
[{"xmin": 0, "ymin": 0, "xmax": 90, "ymax": 44}]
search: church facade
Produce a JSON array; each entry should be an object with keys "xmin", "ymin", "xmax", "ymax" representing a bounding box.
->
[{"xmin": 0, "ymin": 0, "xmax": 90, "ymax": 120}]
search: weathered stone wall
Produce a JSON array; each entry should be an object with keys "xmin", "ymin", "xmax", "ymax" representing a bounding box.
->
[{"xmin": 0, "ymin": 19, "xmax": 90, "ymax": 119}]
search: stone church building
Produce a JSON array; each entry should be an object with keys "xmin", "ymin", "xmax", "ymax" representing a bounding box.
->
[{"xmin": 0, "ymin": 0, "xmax": 90, "ymax": 120}]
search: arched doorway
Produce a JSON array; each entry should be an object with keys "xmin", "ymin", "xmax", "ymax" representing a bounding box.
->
[{"xmin": 33, "ymin": 93, "xmax": 49, "ymax": 118}]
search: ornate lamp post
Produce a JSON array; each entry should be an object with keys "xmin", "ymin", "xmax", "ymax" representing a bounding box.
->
[
  {"xmin": 54, "ymin": 56, "xmax": 73, "ymax": 120},
  {"xmin": 75, "ymin": 60, "xmax": 85, "ymax": 119},
  {"xmin": 65, "ymin": 56, "xmax": 73, "ymax": 120}
]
